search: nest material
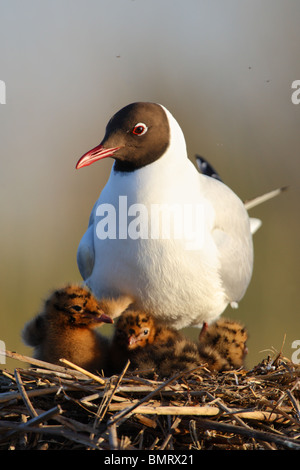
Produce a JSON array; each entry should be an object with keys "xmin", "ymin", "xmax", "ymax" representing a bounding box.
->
[{"xmin": 0, "ymin": 349, "xmax": 300, "ymax": 450}]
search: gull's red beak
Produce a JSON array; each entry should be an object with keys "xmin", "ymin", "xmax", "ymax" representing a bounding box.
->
[{"xmin": 76, "ymin": 144, "xmax": 122, "ymax": 169}]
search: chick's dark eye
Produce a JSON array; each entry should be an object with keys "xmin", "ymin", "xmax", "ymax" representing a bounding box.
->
[
  {"xmin": 132, "ymin": 123, "xmax": 148, "ymax": 136},
  {"xmin": 71, "ymin": 305, "xmax": 82, "ymax": 312},
  {"xmin": 143, "ymin": 328, "xmax": 149, "ymax": 336}
]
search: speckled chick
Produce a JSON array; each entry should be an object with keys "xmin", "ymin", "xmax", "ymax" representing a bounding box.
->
[
  {"xmin": 109, "ymin": 310, "xmax": 202, "ymax": 377},
  {"xmin": 198, "ymin": 318, "xmax": 248, "ymax": 371},
  {"xmin": 22, "ymin": 284, "xmax": 132, "ymax": 373}
]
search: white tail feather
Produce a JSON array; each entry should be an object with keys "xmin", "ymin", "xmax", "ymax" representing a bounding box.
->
[{"xmin": 249, "ymin": 218, "xmax": 262, "ymax": 234}]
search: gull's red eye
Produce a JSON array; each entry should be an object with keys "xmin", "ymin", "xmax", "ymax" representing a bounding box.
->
[{"xmin": 132, "ymin": 123, "xmax": 148, "ymax": 136}]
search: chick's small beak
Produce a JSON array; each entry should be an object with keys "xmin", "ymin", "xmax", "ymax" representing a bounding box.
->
[
  {"xmin": 76, "ymin": 144, "xmax": 122, "ymax": 169},
  {"xmin": 128, "ymin": 335, "xmax": 139, "ymax": 348},
  {"xmin": 97, "ymin": 313, "xmax": 113, "ymax": 324}
]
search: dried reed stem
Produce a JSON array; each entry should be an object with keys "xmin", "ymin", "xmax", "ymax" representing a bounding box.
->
[{"xmin": 59, "ymin": 358, "xmax": 106, "ymax": 385}]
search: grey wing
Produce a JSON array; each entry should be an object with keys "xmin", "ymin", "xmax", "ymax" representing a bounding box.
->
[
  {"xmin": 77, "ymin": 201, "xmax": 97, "ymax": 280},
  {"xmin": 203, "ymin": 176, "xmax": 254, "ymax": 303},
  {"xmin": 195, "ymin": 155, "xmax": 262, "ymax": 235}
]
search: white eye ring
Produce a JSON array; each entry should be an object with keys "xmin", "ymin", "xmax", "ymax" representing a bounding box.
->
[{"xmin": 132, "ymin": 122, "xmax": 148, "ymax": 136}]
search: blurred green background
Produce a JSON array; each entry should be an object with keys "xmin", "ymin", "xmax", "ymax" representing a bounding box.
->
[{"xmin": 0, "ymin": 0, "xmax": 299, "ymax": 371}]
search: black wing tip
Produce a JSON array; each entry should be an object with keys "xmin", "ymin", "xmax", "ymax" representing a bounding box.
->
[{"xmin": 195, "ymin": 154, "xmax": 222, "ymax": 182}]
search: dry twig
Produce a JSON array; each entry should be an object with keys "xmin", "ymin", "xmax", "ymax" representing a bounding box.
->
[{"xmin": 0, "ymin": 349, "xmax": 299, "ymax": 450}]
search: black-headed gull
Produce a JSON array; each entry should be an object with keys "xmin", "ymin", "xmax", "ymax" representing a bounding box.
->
[{"xmin": 75, "ymin": 102, "xmax": 282, "ymax": 329}]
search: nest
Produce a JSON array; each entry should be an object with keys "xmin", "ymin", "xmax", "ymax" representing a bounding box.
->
[{"xmin": 0, "ymin": 349, "xmax": 300, "ymax": 451}]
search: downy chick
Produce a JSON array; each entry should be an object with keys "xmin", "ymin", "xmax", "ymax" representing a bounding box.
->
[
  {"xmin": 110, "ymin": 312, "xmax": 248, "ymax": 377},
  {"xmin": 109, "ymin": 310, "xmax": 201, "ymax": 377},
  {"xmin": 22, "ymin": 284, "xmax": 132, "ymax": 373},
  {"xmin": 198, "ymin": 318, "xmax": 248, "ymax": 371}
]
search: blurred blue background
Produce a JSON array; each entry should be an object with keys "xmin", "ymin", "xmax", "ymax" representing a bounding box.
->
[{"xmin": 1, "ymin": 0, "xmax": 299, "ymax": 371}]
